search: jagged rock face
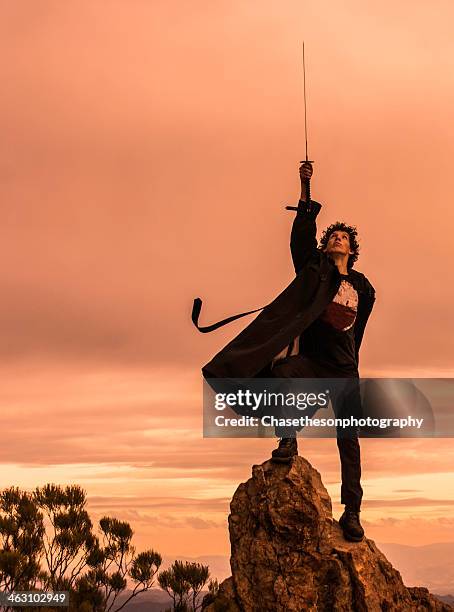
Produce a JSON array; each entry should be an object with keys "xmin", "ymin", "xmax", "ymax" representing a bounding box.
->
[{"xmin": 203, "ymin": 457, "xmax": 452, "ymax": 612}]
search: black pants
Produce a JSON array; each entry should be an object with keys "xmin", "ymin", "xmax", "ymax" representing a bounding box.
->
[{"xmin": 271, "ymin": 355, "xmax": 363, "ymax": 512}]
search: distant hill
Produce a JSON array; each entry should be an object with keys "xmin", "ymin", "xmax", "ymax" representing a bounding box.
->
[
  {"xmin": 379, "ymin": 542, "xmax": 454, "ymax": 595},
  {"xmin": 110, "ymin": 588, "xmax": 207, "ymax": 611},
  {"xmin": 438, "ymin": 595, "xmax": 454, "ymax": 606},
  {"xmin": 110, "ymin": 589, "xmax": 171, "ymax": 611}
]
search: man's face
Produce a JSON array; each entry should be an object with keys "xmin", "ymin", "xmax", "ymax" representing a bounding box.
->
[{"xmin": 324, "ymin": 230, "xmax": 354, "ymax": 257}]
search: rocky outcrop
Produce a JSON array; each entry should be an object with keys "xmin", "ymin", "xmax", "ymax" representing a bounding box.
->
[{"xmin": 202, "ymin": 457, "xmax": 452, "ymax": 612}]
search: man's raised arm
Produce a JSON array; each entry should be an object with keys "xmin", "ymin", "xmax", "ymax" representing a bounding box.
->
[{"xmin": 290, "ymin": 162, "xmax": 322, "ymax": 274}]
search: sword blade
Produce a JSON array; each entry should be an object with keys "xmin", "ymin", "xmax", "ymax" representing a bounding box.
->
[{"xmin": 303, "ymin": 41, "xmax": 309, "ymax": 162}]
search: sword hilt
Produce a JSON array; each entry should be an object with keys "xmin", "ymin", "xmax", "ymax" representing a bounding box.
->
[
  {"xmin": 285, "ymin": 160, "xmax": 314, "ymax": 211},
  {"xmin": 305, "ymin": 178, "xmax": 311, "ymax": 208},
  {"xmin": 300, "ymin": 160, "xmax": 314, "ymax": 202}
]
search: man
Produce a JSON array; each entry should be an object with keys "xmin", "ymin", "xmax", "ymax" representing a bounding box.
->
[
  {"xmin": 268, "ymin": 162, "xmax": 375, "ymax": 542},
  {"xmin": 198, "ymin": 163, "xmax": 375, "ymax": 542}
]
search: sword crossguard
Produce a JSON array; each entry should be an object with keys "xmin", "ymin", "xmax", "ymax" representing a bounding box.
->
[{"xmin": 299, "ymin": 160, "xmax": 314, "ymax": 164}]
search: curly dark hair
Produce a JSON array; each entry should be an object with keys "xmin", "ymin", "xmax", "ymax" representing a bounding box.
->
[{"xmin": 319, "ymin": 222, "xmax": 360, "ymax": 269}]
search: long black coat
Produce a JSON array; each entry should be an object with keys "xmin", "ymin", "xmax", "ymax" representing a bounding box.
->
[{"xmin": 200, "ymin": 199, "xmax": 376, "ymax": 380}]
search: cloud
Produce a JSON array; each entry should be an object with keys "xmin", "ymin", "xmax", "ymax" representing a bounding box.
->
[
  {"xmin": 364, "ymin": 498, "xmax": 454, "ymax": 508},
  {"xmin": 87, "ymin": 495, "xmax": 230, "ymax": 514},
  {"xmin": 1, "ymin": 362, "xmax": 453, "ymax": 473},
  {"xmin": 357, "ymin": 516, "xmax": 454, "ymax": 548},
  {"xmin": 184, "ymin": 516, "xmax": 222, "ymax": 530},
  {"xmin": 365, "ymin": 516, "xmax": 454, "ymax": 529}
]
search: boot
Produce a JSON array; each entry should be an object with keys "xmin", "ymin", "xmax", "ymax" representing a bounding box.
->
[
  {"xmin": 271, "ymin": 437, "xmax": 298, "ymax": 463},
  {"xmin": 338, "ymin": 508, "xmax": 364, "ymax": 542}
]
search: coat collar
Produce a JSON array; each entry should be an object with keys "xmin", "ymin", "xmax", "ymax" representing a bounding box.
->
[{"xmin": 323, "ymin": 254, "xmax": 372, "ymax": 297}]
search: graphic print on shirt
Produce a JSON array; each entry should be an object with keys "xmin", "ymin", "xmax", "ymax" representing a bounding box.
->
[{"xmin": 319, "ymin": 279, "xmax": 358, "ymax": 331}]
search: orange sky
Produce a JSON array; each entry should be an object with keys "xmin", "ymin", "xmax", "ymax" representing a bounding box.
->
[{"xmin": 1, "ymin": 1, "xmax": 454, "ymax": 564}]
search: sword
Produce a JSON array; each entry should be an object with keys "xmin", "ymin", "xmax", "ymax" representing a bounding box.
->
[{"xmin": 286, "ymin": 41, "xmax": 314, "ymax": 211}]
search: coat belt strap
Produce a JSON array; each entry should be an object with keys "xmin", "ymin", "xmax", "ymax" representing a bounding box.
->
[{"xmin": 191, "ymin": 297, "xmax": 265, "ymax": 333}]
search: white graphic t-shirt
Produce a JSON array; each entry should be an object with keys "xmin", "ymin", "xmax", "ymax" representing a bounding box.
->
[
  {"xmin": 319, "ymin": 278, "xmax": 358, "ymax": 331},
  {"xmin": 272, "ymin": 274, "xmax": 359, "ymax": 373}
]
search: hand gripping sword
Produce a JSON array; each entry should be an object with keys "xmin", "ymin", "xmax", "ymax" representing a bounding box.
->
[{"xmin": 286, "ymin": 42, "xmax": 314, "ymax": 212}]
